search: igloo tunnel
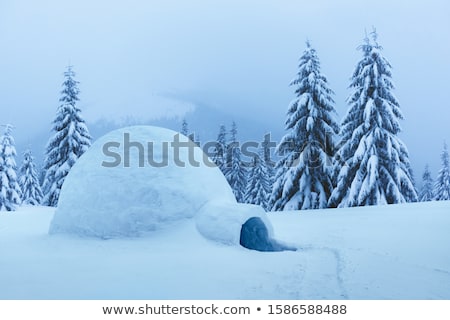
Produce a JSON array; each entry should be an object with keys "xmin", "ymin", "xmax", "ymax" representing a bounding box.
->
[
  {"xmin": 240, "ymin": 217, "xmax": 294, "ymax": 252},
  {"xmin": 49, "ymin": 126, "xmax": 293, "ymax": 252}
]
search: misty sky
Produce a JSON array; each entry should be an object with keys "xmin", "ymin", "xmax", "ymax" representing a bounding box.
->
[{"xmin": 1, "ymin": 0, "xmax": 449, "ymax": 179}]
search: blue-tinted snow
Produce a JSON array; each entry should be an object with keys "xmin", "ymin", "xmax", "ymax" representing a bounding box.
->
[{"xmin": 1, "ymin": 201, "xmax": 449, "ymax": 299}]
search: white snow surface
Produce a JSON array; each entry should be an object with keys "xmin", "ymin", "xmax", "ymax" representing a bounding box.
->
[
  {"xmin": 196, "ymin": 201, "xmax": 273, "ymax": 245},
  {"xmin": 1, "ymin": 201, "xmax": 449, "ymax": 299},
  {"xmin": 49, "ymin": 126, "xmax": 269, "ymax": 244}
]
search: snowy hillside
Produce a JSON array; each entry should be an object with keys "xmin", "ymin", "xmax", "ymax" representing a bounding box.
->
[{"xmin": 1, "ymin": 201, "xmax": 449, "ymax": 299}]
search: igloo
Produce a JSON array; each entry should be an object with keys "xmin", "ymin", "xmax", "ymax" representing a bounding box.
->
[{"xmin": 49, "ymin": 126, "xmax": 292, "ymax": 251}]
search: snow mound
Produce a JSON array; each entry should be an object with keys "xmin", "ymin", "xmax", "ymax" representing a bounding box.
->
[{"xmin": 49, "ymin": 126, "xmax": 274, "ymax": 248}]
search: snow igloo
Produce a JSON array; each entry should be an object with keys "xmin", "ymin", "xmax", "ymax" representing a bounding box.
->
[{"xmin": 49, "ymin": 126, "xmax": 291, "ymax": 251}]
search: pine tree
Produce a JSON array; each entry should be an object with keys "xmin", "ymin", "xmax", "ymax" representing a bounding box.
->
[
  {"xmin": 245, "ymin": 148, "xmax": 272, "ymax": 211},
  {"xmin": 194, "ymin": 133, "xmax": 201, "ymax": 147},
  {"xmin": 38, "ymin": 164, "xmax": 46, "ymax": 186},
  {"xmin": 329, "ymin": 30, "xmax": 417, "ymax": 207},
  {"xmin": 261, "ymin": 134, "xmax": 275, "ymax": 193},
  {"xmin": 434, "ymin": 143, "xmax": 450, "ymax": 201},
  {"xmin": 418, "ymin": 164, "xmax": 434, "ymax": 202},
  {"xmin": 19, "ymin": 150, "xmax": 43, "ymax": 205},
  {"xmin": 270, "ymin": 41, "xmax": 339, "ymax": 211},
  {"xmin": 181, "ymin": 118, "xmax": 189, "ymax": 136},
  {"xmin": 223, "ymin": 122, "xmax": 247, "ymax": 202},
  {"xmin": 0, "ymin": 125, "xmax": 21, "ymax": 211},
  {"xmin": 42, "ymin": 66, "xmax": 91, "ymax": 207},
  {"xmin": 212, "ymin": 124, "xmax": 227, "ymax": 171},
  {"xmin": 180, "ymin": 118, "xmax": 199, "ymax": 145}
]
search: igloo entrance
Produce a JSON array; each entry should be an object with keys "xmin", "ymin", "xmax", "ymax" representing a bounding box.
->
[{"xmin": 240, "ymin": 217, "xmax": 296, "ymax": 252}]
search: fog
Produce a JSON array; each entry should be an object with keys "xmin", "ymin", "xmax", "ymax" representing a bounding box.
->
[{"xmin": 1, "ymin": 0, "xmax": 449, "ymax": 178}]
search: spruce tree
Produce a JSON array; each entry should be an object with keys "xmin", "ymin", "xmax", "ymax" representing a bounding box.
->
[
  {"xmin": 181, "ymin": 118, "xmax": 189, "ymax": 136},
  {"xmin": 212, "ymin": 124, "xmax": 227, "ymax": 171},
  {"xmin": 245, "ymin": 148, "xmax": 272, "ymax": 211},
  {"xmin": 223, "ymin": 122, "xmax": 247, "ymax": 202},
  {"xmin": 19, "ymin": 150, "xmax": 43, "ymax": 205},
  {"xmin": 188, "ymin": 133, "xmax": 195, "ymax": 143},
  {"xmin": 270, "ymin": 41, "xmax": 338, "ymax": 211},
  {"xmin": 42, "ymin": 66, "xmax": 91, "ymax": 207},
  {"xmin": 419, "ymin": 164, "xmax": 434, "ymax": 202},
  {"xmin": 194, "ymin": 133, "xmax": 201, "ymax": 147},
  {"xmin": 180, "ymin": 118, "xmax": 198, "ymax": 144},
  {"xmin": 261, "ymin": 134, "xmax": 275, "ymax": 194},
  {"xmin": 434, "ymin": 143, "xmax": 450, "ymax": 201},
  {"xmin": 329, "ymin": 30, "xmax": 417, "ymax": 207},
  {"xmin": 0, "ymin": 125, "xmax": 21, "ymax": 211}
]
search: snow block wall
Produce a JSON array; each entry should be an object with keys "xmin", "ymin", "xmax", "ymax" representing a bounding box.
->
[{"xmin": 49, "ymin": 126, "xmax": 285, "ymax": 251}]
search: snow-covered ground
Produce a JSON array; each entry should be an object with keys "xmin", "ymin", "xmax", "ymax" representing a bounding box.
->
[{"xmin": 1, "ymin": 201, "xmax": 449, "ymax": 299}]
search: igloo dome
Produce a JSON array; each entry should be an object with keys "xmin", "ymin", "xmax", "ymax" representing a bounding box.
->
[{"xmin": 49, "ymin": 126, "xmax": 288, "ymax": 251}]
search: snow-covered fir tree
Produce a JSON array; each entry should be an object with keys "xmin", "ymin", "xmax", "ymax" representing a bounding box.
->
[
  {"xmin": 194, "ymin": 133, "xmax": 201, "ymax": 147},
  {"xmin": 42, "ymin": 66, "xmax": 92, "ymax": 207},
  {"xmin": 19, "ymin": 150, "xmax": 43, "ymax": 205},
  {"xmin": 181, "ymin": 118, "xmax": 189, "ymax": 136},
  {"xmin": 270, "ymin": 41, "xmax": 339, "ymax": 211},
  {"xmin": 329, "ymin": 30, "xmax": 417, "ymax": 207},
  {"xmin": 38, "ymin": 164, "xmax": 46, "ymax": 187},
  {"xmin": 223, "ymin": 122, "xmax": 247, "ymax": 202},
  {"xmin": 418, "ymin": 164, "xmax": 434, "ymax": 202},
  {"xmin": 261, "ymin": 134, "xmax": 275, "ymax": 193},
  {"xmin": 244, "ymin": 147, "xmax": 272, "ymax": 211},
  {"xmin": 434, "ymin": 143, "xmax": 450, "ymax": 201},
  {"xmin": 0, "ymin": 125, "xmax": 21, "ymax": 211},
  {"xmin": 180, "ymin": 118, "xmax": 199, "ymax": 145},
  {"xmin": 212, "ymin": 124, "xmax": 227, "ymax": 171}
]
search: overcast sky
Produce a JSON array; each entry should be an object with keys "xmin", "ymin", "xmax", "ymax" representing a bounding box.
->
[{"xmin": 1, "ymin": 0, "xmax": 449, "ymax": 178}]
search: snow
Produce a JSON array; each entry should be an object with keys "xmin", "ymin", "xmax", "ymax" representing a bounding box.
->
[
  {"xmin": 196, "ymin": 201, "xmax": 274, "ymax": 246},
  {"xmin": 271, "ymin": 41, "xmax": 337, "ymax": 211},
  {"xmin": 50, "ymin": 126, "xmax": 272, "ymax": 246},
  {"xmin": 50, "ymin": 126, "xmax": 231, "ymax": 237},
  {"xmin": 1, "ymin": 201, "xmax": 449, "ymax": 299},
  {"xmin": 331, "ymin": 34, "xmax": 417, "ymax": 207},
  {"xmin": 272, "ymin": 202, "xmax": 450, "ymax": 299},
  {"xmin": 306, "ymin": 115, "xmax": 314, "ymax": 131}
]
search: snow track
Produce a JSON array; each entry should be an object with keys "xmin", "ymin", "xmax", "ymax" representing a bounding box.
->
[{"xmin": 295, "ymin": 246, "xmax": 349, "ymax": 299}]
